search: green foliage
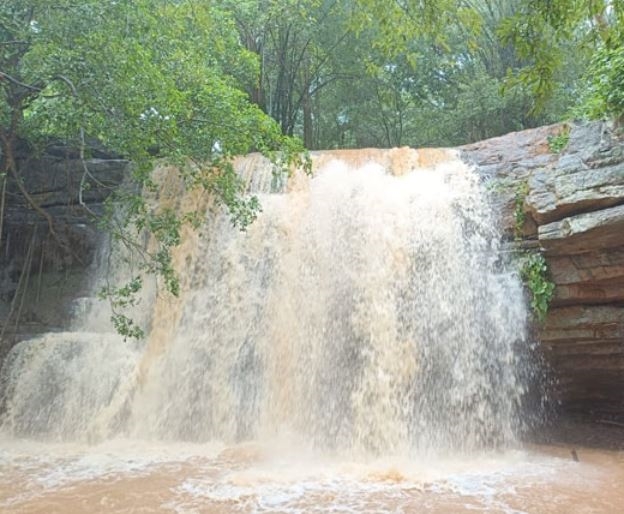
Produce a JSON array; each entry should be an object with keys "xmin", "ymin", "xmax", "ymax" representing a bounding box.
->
[
  {"xmin": 98, "ymin": 277, "xmax": 145, "ymax": 340},
  {"xmin": 498, "ymin": 0, "xmax": 623, "ymax": 114},
  {"xmin": 315, "ymin": 0, "xmax": 579, "ymax": 148},
  {"xmin": 1, "ymin": 0, "xmax": 306, "ymax": 338},
  {"xmin": 579, "ymin": 44, "xmax": 624, "ymax": 121},
  {"xmin": 547, "ymin": 126, "xmax": 570, "ymax": 153},
  {"xmin": 350, "ymin": 0, "xmax": 479, "ymax": 59},
  {"xmin": 519, "ymin": 252, "xmax": 555, "ymax": 322},
  {"xmin": 212, "ymin": 0, "xmax": 593, "ymax": 150}
]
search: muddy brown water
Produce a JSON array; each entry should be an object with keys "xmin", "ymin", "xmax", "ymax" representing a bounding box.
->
[{"xmin": 1, "ymin": 439, "xmax": 623, "ymax": 513}]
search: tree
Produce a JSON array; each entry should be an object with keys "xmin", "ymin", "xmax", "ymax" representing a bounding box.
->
[
  {"xmin": 342, "ymin": 0, "xmax": 594, "ymax": 144},
  {"xmin": 354, "ymin": 0, "xmax": 624, "ymax": 117},
  {"xmin": 226, "ymin": 0, "xmax": 354, "ymax": 149},
  {"xmin": 483, "ymin": 0, "xmax": 623, "ymax": 117},
  {"xmin": 0, "ymin": 0, "xmax": 305, "ymax": 337}
]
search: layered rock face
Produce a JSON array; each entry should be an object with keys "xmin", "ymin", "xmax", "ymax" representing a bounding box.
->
[
  {"xmin": 0, "ymin": 144, "xmax": 127, "ymax": 353},
  {"xmin": 462, "ymin": 121, "xmax": 624, "ymax": 421}
]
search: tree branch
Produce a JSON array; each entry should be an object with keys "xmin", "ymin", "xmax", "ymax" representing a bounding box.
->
[
  {"xmin": 0, "ymin": 132, "xmax": 84, "ymax": 266},
  {"xmin": 0, "ymin": 70, "xmax": 42, "ymax": 92}
]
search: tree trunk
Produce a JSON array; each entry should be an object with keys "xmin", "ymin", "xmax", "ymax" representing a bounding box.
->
[{"xmin": 303, "ymin": 66, "xmax": 313, "ymax": 149}]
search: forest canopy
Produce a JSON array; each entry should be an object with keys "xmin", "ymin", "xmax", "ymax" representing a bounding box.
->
[
  {"xmin": 1, "ymin": 0, "xmax": 622, "ymax": 335},
  {"xmin": 3, "ymin": 1, "xmax": 622, "ymax": 156}
]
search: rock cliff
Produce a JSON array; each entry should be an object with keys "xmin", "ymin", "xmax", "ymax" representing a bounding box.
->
[
  {"xmin": 462, "ymin": 121, "xmax": 624, "ymax": 422},
  {"xmin": 0, "ymin": 143, "xmax": 127, "ymax": 356}
]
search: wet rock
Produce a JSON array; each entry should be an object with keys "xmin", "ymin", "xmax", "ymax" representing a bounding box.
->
[
  {"xmin": 527, "ymin": 125, "xmax": 624, "ymax": 224},
  {"xmin": 527, "ymin": 163, "xmax": 624, "ymax": 225},
  {"xmin": 461, "ymin": 123, "xmax": 561, "ymax": 238},
  {"xmin": 0, "ymin": 147, "xmax": 127, "ymax": 352},
  {"xmin": 10, "ymin": 156, "xmax": 128, "ymax": 208},
  {"xmin": 548, "ymin": 247, "xmax": 624, "ymax": 305}
]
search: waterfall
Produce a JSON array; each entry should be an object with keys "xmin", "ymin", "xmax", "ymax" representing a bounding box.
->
[{"xmin": 0, "ymin": 148, "xmax": 529, "ymax": 456}]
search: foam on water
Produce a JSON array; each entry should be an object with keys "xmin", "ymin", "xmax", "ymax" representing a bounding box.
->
[{"xmin": 0, "ymin": 437, "xmax": 620, "ymax": 513}]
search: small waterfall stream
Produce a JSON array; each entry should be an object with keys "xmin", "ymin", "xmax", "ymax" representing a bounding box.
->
[{"xmin": 1, "ymin": 148, "xmax": 621, "ymax": 513}]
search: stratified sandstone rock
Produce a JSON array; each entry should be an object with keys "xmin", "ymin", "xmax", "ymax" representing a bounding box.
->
[
  {"xmin": 4, "ymin": 150, "xmax": 129, "ymax": 272},
  {"xmin": 527, "ymin": 125, "xmax": 624, "ymax": 224},
  {"xmin": 11, "ymin": 157, "xmax": 128, "ymax": 208},
  {"xmin": 549, "ymin": 246, "xmax": 624, "ymax": 305},
  {"xmin": 541, "ymin": 306, "xmax": 624, "ymax": 418},
  {"xmin": 538, "ymin": 203, "xmax": 624, "ymax": 255},
  {"xmin": 461, "ymin": 123, "xmax": 561, "ymax": 238},
  {"xmin": 528, "ymin": 164, "xmax": 624, "ymax": 225},
  {"xmin": 0, "ymin": 145, "xmax": 127, "ymax": 354},
  {"xmin": 465, "ymin": 120, "xmax": 624, "ymax": 421}
]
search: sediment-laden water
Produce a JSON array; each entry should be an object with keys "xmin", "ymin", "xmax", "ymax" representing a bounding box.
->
[{"xmin": 1, "ymin": 149, "xmax": 621, "ymax": 513}]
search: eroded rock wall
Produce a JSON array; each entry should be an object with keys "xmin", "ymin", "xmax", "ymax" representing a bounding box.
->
[{"xmin": 462, "ymin": 121, "xmax": 624, "ymax": 421}]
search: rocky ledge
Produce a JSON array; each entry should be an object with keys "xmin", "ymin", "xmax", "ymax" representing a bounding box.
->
[{"xmin": 462, "ymin": 121, "xmax": 624, "ymax": 422}]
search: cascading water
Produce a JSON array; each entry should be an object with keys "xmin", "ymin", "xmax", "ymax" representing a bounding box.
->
[
  {"xmin": 3, "ymin": 149, "xmax": 620, "ymax": 514},
  {"xmin": 0, "ymin": 148, "xmax": 528, "ymax": 453}
]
